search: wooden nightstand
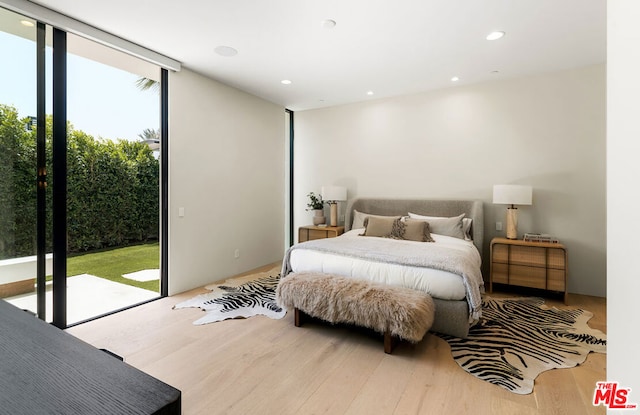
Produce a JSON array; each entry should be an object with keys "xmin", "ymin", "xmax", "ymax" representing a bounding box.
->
[
  {"xmin": 298, "ymin": 225, "xmax": 344, "ymax": 243},
  {"xmin": 490, "ymin": 237, "xmax": 568, "ymax": 304}
]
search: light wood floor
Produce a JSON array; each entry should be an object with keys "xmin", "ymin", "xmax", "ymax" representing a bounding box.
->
[{"xmin": 67, "ymin": 263, "xmax": 606, "ymax": 415}]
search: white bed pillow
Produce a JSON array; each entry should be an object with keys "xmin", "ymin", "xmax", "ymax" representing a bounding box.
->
[
  {"xmin": 462, "ymin": 218, "xmax": 473, "ymax": 241},
  {"xmin": 407, "ymin": 212, "xmax": 466, "ymax": 240}
]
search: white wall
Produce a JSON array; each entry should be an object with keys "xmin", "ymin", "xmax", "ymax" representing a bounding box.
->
[
  {"xmin": 294, "ymin": 64, "xmax": 606, "ymax": 297},
  {"xmin": 168, "ymin": 68, "xmax": 285, "ymax": 295},
  {"xmin": 608, "ymin": 0, "xmax": 640, "ymax": 398}
]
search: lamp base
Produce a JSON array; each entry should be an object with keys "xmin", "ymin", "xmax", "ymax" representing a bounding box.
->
[
  {"xmin": 329, "ymin": 203, "xmax": 338, "ymax": 227},
  {"xmin": 506, "ymin": 207, "xmax": 518, "ymax": 239}
]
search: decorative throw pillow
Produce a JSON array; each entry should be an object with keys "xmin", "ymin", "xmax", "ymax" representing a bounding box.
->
[
  {"xmin": 407, "ymin": 212, "xmax": 466, "ymax": 239},
  {"xmin": 400, "ymin": 218, "xmax": 435, "ymax": 242},
  {"xmin": 352, "ymin": 210, "xmax": 399, "ymax": 230},
  {"xmin": 361, "ymin": 216, "xmax": 402, "ymax": 238}
]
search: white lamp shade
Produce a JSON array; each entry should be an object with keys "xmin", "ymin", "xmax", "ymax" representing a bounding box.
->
[
  {"xmin": 321, "ymin": 186, "xmax": 347, "ymax": 202},
  {"xmin": 493, "ymin": 185, "xmax": 532, "ymax": 206}
]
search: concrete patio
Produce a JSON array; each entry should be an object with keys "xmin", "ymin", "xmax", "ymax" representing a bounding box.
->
[{"xmin": 5, "ymin": 272, "xmax": 159, "ymax": 325}]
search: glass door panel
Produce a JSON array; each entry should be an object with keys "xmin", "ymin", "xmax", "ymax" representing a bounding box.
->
[{"xmin": 65, "ymin": 33, "xmax": 161, "ymax": 324}]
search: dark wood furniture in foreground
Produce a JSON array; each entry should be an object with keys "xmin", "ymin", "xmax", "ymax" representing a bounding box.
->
[
  {"xmin": 490, "ymin": 237, "xmax": 568, "ymax": 304},
  {"xmin": 298, "ymin": 225, "xmax": 345, "ymax": 242},
  {"xmin": 0, "ymin": 299, "xmax": 181, "ymax": 414}
]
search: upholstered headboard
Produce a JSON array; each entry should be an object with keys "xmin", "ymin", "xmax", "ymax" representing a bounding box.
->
[{"xmin": 345, "ymin": 198, "xmax": 484, "ymax": 257}]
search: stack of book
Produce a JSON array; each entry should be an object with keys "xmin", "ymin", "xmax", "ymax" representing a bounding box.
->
[{"xmin": 523, "ymin": 233, "xmax": 559, "ymax": 243}]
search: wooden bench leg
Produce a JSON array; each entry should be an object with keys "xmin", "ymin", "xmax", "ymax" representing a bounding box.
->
[
  {"xmin": 296, "ymin": 309, "xmax": 400, "ymax": 354},
  {"xmin": 294, "ymin": 308, "xmax": 306, "ymax": 327},
  {"xmin": 384, "ymin": 331, "xmax": 398, "ymax": 354}
]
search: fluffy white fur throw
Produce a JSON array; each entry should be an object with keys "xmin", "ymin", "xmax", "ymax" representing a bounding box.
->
[{"xmin": 276, "ymin": 272, "xmax": 435, "ymax": 343}]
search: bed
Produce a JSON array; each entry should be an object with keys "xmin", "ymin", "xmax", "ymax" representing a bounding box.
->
[{"xmin": 281, "ymin": 198, "xmax": 484, "ymax": 338}]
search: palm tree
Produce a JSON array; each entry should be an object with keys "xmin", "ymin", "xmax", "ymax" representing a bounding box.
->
[
  {"xmin": 135, "ymin": 77, "xmax": 159, "ymax": 93},
  {"xmin": 138, "ymin": 128, "xmax": 160, "ymax": 150},
  {"xmin": 135, "ymin": 78, "xmax": 160, "ymax": 151},
  {"xmin": 138, "ymin": 128, "xmax": 159, "ymax": 141}
]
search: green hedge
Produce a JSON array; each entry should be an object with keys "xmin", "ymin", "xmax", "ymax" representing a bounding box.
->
[{"xmin": 0, "ymin": 104, "xmax": 159, "ymax": 259}]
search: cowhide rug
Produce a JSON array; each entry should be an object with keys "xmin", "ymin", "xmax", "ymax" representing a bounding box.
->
[
  {"xmin": 173, "ymin": 266, "xmax": 285, "ymax": 325},
  {"xmin": 437, "ymin": 297, "xmax": 606, "ymax": 394}
]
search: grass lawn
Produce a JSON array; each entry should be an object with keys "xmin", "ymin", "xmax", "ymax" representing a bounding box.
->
[{"xmin": 66, "ymin": 243, "xmax": 159, "ymax": 292}]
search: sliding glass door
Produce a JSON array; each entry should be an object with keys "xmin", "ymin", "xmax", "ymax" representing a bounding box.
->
[
  {"xmin": 0, "ymin": 5, "xmax": 166, "ymax": 327},
  {"xmin": 64, "ymin": 33, "xmax": 162, "ymax": 325}
]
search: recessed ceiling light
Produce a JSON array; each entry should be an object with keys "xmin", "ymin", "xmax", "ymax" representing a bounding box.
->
[
  {"xmin": 281, "ymin": 79, "xmax": 292, "ymax": 85},
  {"xmin": 451, "ymin": 76, "xmax": 460, "ymax": 82},
  {"xmin": 486, "ymin": 31, "xmax": 505, "ymax": 41},
  {"xmin": 321, "ymin": 19, "xmax": 337, "ymax": 29},
  {"xmin": 20, "ymin": 20, "xmax": 34, "ymax": 27},
  {"xmin": 367, "ymin": 91, "xmax": 374, "ymax": 96},
  {"xmin": 214, "ymin": 45, "xmax": 238, "ymax": 57}
]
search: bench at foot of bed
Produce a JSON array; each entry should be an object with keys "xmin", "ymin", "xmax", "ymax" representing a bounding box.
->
[{"xmin": 276, "ymin": 272, "xmax": 435, "ymax": 354}]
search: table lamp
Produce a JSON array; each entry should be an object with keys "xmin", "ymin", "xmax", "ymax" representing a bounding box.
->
[
  {"xmin": 321, "ymin": 186, "xmax": 347, "ymax": 227},
  {"xmin": 493, "ymin": 185, "xmax": 532, "ymax": 239}
]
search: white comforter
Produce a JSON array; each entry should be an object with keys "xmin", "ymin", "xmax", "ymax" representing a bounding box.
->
[{"xmin": 284, "ymin": 229, "xmax": 484, "ymax": 321}]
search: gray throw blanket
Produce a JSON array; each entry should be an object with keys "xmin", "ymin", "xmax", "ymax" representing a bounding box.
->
[{"xmin": 282, "ymin": 236, "xmax": 484, "ymax": 322}]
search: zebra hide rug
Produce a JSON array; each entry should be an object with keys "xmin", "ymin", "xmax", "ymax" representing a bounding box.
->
[
  {"xmin": 437, "ymin": 297, "xmax": 606, "ymax": 394},
  {"xmin": 173, "ymin": 266, "xmax": 285, "ymax": 325}
]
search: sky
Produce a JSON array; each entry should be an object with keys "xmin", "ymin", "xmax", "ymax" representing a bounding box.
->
[{"xmin": 0, "ymin": 31, "xmax": 159, "ymax": 142}]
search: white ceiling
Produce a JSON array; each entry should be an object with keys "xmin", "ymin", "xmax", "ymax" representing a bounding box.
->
[{"xmin": 30, "ymin": 0, "xmax": 606, "ymax": 111}]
